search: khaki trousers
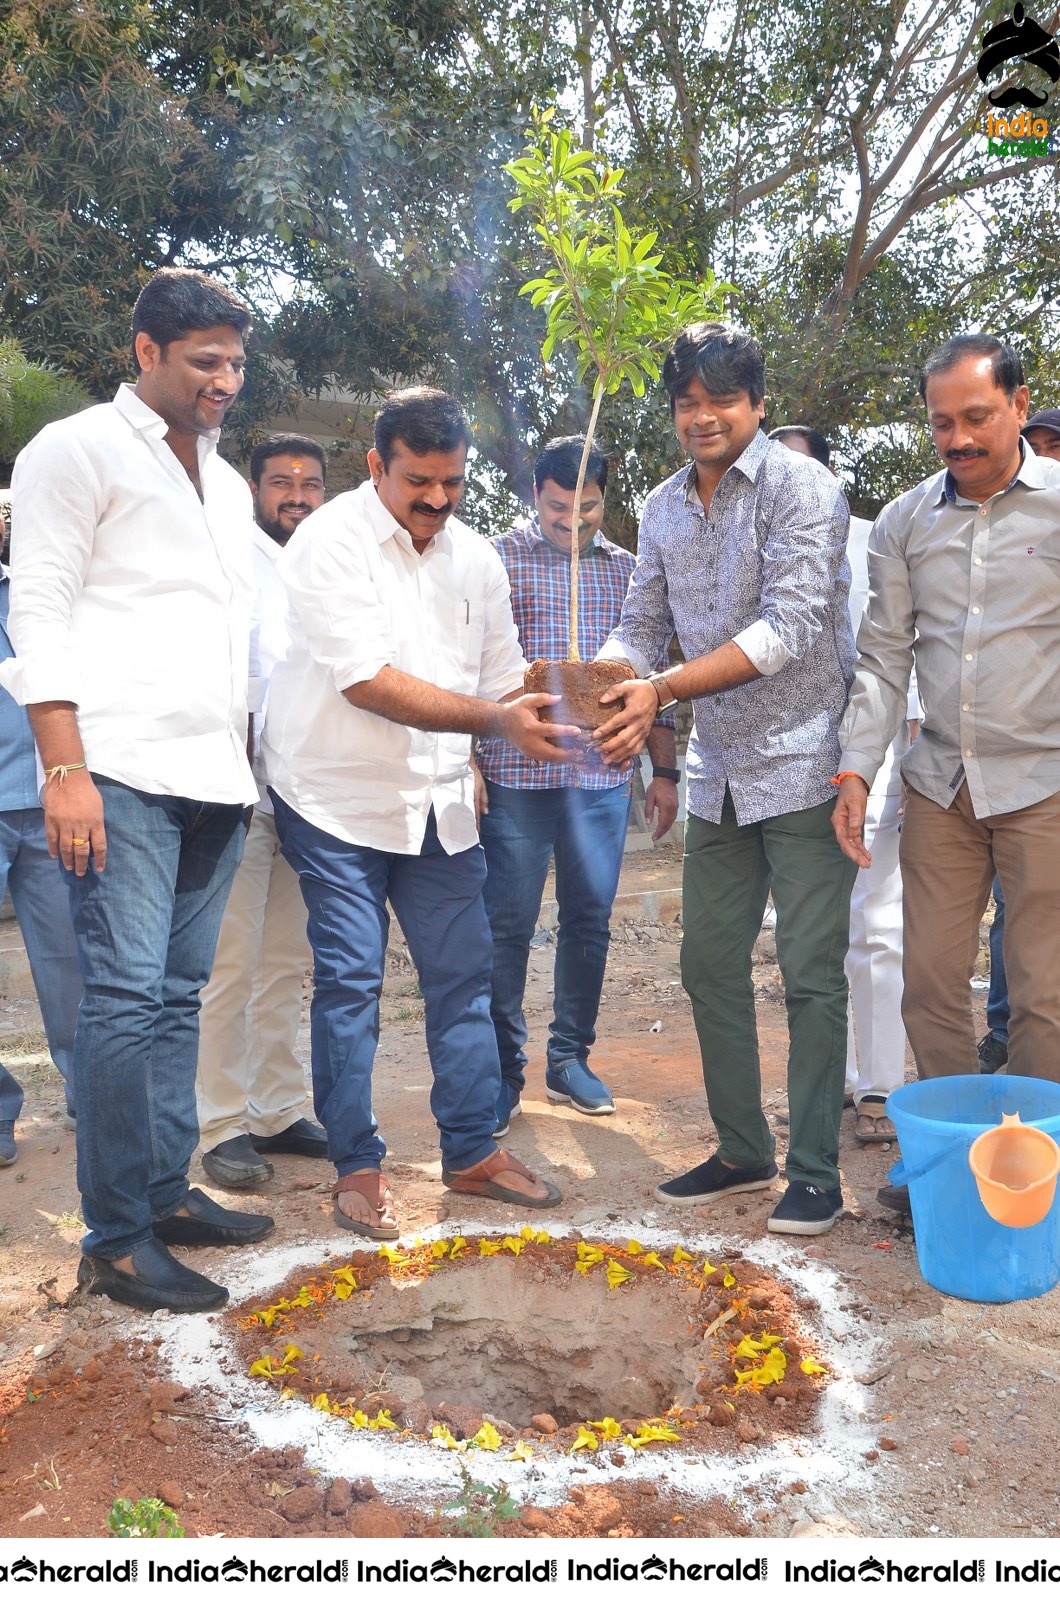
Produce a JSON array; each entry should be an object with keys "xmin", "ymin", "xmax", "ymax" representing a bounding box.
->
[{"xmin": 900, "ymin": 783, "xmax": 1060, "ymax": 1081}]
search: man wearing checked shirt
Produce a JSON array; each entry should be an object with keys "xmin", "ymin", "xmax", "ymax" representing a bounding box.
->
[{"xmin": 476, "ymin": 436, "xmax": 679, "ymax": 1137}]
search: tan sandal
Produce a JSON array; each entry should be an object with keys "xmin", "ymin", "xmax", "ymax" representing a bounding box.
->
[
  {"xmin": 332, "ymin": 1169, "xmax": 399, "ymax": 1238},
  {"xmin": 854, "ymin": 1101, "xmax": 896, "ymax": 1144},
  {"xmin": 442, "ymin": 1148, "xmax": 562, "ymax": 1209}
]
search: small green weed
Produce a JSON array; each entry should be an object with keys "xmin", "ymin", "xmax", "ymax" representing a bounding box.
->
[
  {"xmin": 443, "ymin": 1461, "xmax": 520, "ymax": 1537},
  {"xmin": 107, "ymin": 1497, "xmax": 184, "ymax": 1538}
]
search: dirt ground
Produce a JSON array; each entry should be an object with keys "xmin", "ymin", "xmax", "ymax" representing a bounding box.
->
[{"xmin": 1, "ymin": 839, "xmax": 1057, "ymax": 1542}]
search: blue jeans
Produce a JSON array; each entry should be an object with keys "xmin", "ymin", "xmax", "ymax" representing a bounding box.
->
[
  {"xmin": 987, "ymin": 875, "xmax": 1010, "ymax": 1042},
  {"xmin": 479, "ymin": 780, "xmax": 631, "ymax": 1089},
  {"xmin": 0, "ymin": 808, "xmax": 82, "ymax": 1123},
  {"xmin": 272, "ymin": 795, "xmax": 499, "ymax": 1174},
  {"xmin": 64, "ymin": 779, "xmax": 245, "ymax": 1258}
]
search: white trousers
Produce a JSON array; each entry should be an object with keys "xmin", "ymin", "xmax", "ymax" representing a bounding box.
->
[
  {"xmin": 196, "ymin": 805, "xmax": 311, "ymax": 1149},
  {"xmin": 845, "ymin": 779, "xmax": 907, "ymax": 1105}
]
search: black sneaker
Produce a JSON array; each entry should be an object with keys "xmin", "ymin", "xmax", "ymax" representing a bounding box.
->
[
  {"xmin": 977, "ymin": 1032, "xmax": 1008, "ymax": 1075},
  {"xmin": 654, "ymin": 1152, "xmax": 778, "ymax": 1206},
  {"xmin": 767, "ymin": 1181, "xmax": 844, "ymax": 1235}
]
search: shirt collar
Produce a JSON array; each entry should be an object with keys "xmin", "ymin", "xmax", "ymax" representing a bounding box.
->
[
  {"xmin": 113, "ymin": 382, "xmax": 221, "ymax": 458},
  {"xmin": 523, "ymin": 514, "xmax": 612, "ymax": 558},
  {"xmin": 940, "ymin": 438, "xmax": 1034, "ymax": 505},
  {"xmin": 677, "ymin": 427, "xmax": 772, "ymax": 505},
  {"xmin": 359, "ymin": 476, "xmax": 455, "ymax": 557}
]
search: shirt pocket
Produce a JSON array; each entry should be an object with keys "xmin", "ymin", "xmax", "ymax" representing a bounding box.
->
[{"xmin": 440, "ymin": 599, "xmax": 486, "ymax": 693}]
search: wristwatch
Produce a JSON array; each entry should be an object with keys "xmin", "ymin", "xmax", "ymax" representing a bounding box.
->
[
  {"xmin": 652, "ymin": 765, "xmax": 681, "ymax": 783},
  {"xmin": 647, "ymin": 671, "xmax": 678, "ymax": 712}
]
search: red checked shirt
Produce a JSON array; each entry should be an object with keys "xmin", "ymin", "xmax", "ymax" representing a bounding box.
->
[{"xmin": 476, "ymin": 517, "xmax": 674, "ymax": 791}]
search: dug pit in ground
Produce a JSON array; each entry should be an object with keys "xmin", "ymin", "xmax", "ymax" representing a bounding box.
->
[{"xmin": 233, "ymin": 1233, "xmax": 828, "ymax": 1466}]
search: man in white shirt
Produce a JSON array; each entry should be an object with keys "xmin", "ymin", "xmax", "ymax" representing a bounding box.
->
[
  {"xmin": 0, "ymin": 268, "xmax": 272, "ymax": 1313},
  {"xmin": 263, "ymin": 388, "xmax": 572, "ymax": 1237},
  {"xmin": 196, "ymin": 434, "xmax": 329, "ymax": 1187}
]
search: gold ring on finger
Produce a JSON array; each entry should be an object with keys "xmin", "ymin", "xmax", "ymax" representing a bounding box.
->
[{"xmin": 71, "ymin": 837, "xmax": 89, "ymax": 846}]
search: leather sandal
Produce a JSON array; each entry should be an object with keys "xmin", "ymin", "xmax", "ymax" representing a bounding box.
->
[
  {"xmin": 442, "ymin": 1147, "xmax": 562, "ymax": 1209},
  {"xmin": 332, "ymin": 1170, "xmax": 400, "ymax": 1239},
  {"xmin": 854, "ymin": 1098, "xmax": 897, "ymax": 1144}
]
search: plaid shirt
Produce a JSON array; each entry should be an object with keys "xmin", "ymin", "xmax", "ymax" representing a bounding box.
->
[{"xmin": 476, "ymin": 518, "xmax": 674, "ymax": 791}]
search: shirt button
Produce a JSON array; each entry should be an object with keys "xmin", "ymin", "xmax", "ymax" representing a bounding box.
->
[
  {"xmin": 965, "ymin": 653, "xmax": 973, "ymax": 661},
  {"xmin": 972, "ymin": 606, "xmax": 981, "ymax": 615},
  {"xmin": 965, "ymin": 749, "xmax": 973, "ymax": 757},
  {"xmin": 974, "ymin": 556, "xmax": 983, "ymax": 565},
  {"xmin": 963, "ymin": 702, "xmax": 970, "ymax": 711}
]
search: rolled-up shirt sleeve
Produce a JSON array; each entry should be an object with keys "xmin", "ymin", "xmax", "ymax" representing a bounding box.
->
[
  {"xmin": 733, "ymin": 473, "xmax": 850, "ymax": 677},
  {"xmin": 0, "ymin": 433, "xmax": 100, "ymax": 706},
  {"xmin": 597, "ymin": 519, "xmax": 675, "ymax": 678},
  {"xmin": 475, "ymin": 553, "xmax": 527, "ymax": 702},
  {"xmin": 279, "ymin": 522, "xmax": 395, "ymax": 693}
]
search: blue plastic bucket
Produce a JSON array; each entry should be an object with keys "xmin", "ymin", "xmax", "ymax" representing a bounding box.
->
[{"xmin": 887, "ymin": 1075, "xmax": 1060, "ymax": 1303}]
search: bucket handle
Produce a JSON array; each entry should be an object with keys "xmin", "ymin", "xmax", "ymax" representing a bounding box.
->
[{"xmin": 888, "ymin": 1134, "xmax": 975, "ymax": 1189}]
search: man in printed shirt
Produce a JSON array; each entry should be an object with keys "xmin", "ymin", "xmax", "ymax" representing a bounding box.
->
[
  {"xmin": 476, "ymin": 435, "xmax": 678, "ymax": 1136},
  {"xmin": 594, "ymin": 322, "xmax": 857, "ymax": 1237},
  {"xmin": 263, "ymin": 388, "xmax": 576, "ymax": 1239},
  {"xmin": 196, "ymin": 434, "xmax": 328, "ymax": 1189},
  {"xmin": 0, "ymin": 269, "xmax": 271, "ymax": 1313},
  {"xmin": 833, "ymin": 336, "xmax": 1060, "ymax": 1214}
]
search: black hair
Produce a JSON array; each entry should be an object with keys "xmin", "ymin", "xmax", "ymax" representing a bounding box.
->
[
  {"xmin": 533, "ymin": 434, "xmax": 609, "ymax": 494},
  {"xmin": 918, "ymin": 334, "xmax": 1025, "ymax": 402},
  {"xmin": 373, "ymin": 386, "xmax": 470, "ymax": 468},
  {"xmin": 769, "ymin": 424, "xmax": 831, "ymax": 468},
  {"xmin": 131, "ymin": 267, "xmax": 252, "ymax": 370},
  {"xmin": 662, "ymin": 322, "xmax": 765, "ymax": 412},
  {"xmin": 249, "ymin": 432, "xmax": 328, "ymax": 485}
]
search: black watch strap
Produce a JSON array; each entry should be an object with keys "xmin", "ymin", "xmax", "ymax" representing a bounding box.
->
[{"xmin": 651, "ymin": 765, "xmax": 681, "ymax": 782}]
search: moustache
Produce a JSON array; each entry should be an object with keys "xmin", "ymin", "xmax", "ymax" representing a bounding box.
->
[
  {"xmin": 410, "ymin": 502, "xmax": 449, "ymax": 518},
  {"xmin": 947, "ymin": 448, "xmax": 988, "ymax": 460}
]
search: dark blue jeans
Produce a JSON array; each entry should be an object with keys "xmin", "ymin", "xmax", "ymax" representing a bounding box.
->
[
  {"xmin": 479, "ymin": 780, "xmax": 631, "ymax": 1089},
  {"xmin": 272, "ymin": 795, "xmax": 499, "ymax": 1174},
  {"xmin": 64, "ymin": 779, "xmax": 245, "ymax": 1258},
  {"xmin": 987, "ymin": 875, "xmax": 1010, "ymax": 1041},
  {"xmin": 0, "ymin": 807, "xmax": 82, "ymax": 1122}
]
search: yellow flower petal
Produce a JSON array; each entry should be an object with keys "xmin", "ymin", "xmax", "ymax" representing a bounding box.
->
[
  {"xmin": 626, "ymin": 1238, "xmax": 644, "ymax": 1255},
  {"xmin": 450, "ymin": 1237, "xmax": 468, "ymax": 1257},
  {"xmin": 430, "ymin": 1240, "xmax": 450, "ymax": 1258},
  {"xmin": 478, "ymin": 1238, "xmax": 503, "ymax": 1256},
  {"xmin": 369, "ymin": 1409, "xmax": 399, "ymax": 1430},
  {"xmin": 282, "ymin": 1344, "xmax": 304, "ymax": 1364},
  {"xmin": 311, "ymin": 1392, "xmax": 332, "ymax": 1411},
  {"xmin": 587, "ymin": 1417, "xmax": 622, "ymax": 1439},
  {"xmin": 501, "ymin": 1235, "xmax": 526, "ymax": 1256},
  {"xmin": 568, "ymin": 1425, "xmax": 599, "ymax": 1454},
  {"xmin": 508, "ymin": 1441, "xmax": 535, "ymax": 1462},
  {"xmin": 248, "ymin": 1356, "xmax": 275, "ymax": 1379},
  {"xmin": 472, "ymin": 1422, "xmax": 503, "ymax": 1451},
  {"xmin": 330, "ymin": 1266, "xmax": 358, "ymax": 1286},
  {"xmin": 700, "ymin": 1259, "xmax": 717, "ymax": 1277},
  {"xmin": 606, "ymin": 1259, "xmax": 634, "ymax": 1290},
  {"xmin": 722, "ymin": 1271, "xmax": 736, "ymax": 1287},
  {"xmin": 641, "ymin": 1251, "xmax": 665, "ymax": 1270},
  {"xmin": 801, "ymin": 1357, "xmax": 828, "ymax": 1375},
  {"xmin": 672, "ymin": 1246, "xmax": 696, "ymax": 1265}
]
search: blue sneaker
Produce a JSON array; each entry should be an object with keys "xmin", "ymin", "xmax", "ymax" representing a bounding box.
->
[
  {"xmin": 494, "ymin": 1080, "xmax": 522, "ymax": 1138},
  {"xmin": 545, "ymin": 1060, "xmax": 614, "ymax": 1116},
  {"xmin": 767, "ymin": 1181, "xmax": 844, "ymax": 1236}
]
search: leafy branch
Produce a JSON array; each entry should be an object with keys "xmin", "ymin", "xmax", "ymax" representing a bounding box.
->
[{"xmin": 506, "ymin": 111, "xmax": 734, "ymax": 660}]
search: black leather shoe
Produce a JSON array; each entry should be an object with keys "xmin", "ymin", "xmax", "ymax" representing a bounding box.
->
[
  {"xmin": 250, "ymin": 1117, "xmax": 329, "ymax": 1158},
  {"xmin": 153, "ymin": 1187, "xmax": 274, "ymax": 1247},
  {"xmin": 877, "ymin": 1182, "xmax": 912, "ymax": 1216},
  {"xmin": 77, "ymin": 1238, "xmax": 228, "ymax": 1313},
  {"xmin": 202, "ymin": 1134, "xmax": 273, "ymax": 1188}
]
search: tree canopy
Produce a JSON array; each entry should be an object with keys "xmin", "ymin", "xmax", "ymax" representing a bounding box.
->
[{"xmin": 2, "ymin": 0, "xmax": 1056, "ymax": 520}]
